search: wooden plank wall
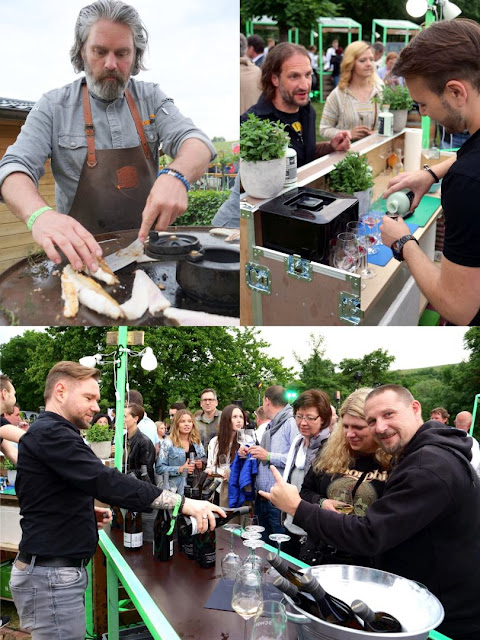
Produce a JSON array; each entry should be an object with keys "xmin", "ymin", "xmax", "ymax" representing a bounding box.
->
[{"xmin": 0, "ymin": 117, "xmax": 55, "ymax": 274}]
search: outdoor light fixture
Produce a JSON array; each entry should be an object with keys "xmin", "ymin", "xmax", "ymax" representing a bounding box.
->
[
  {"xmin": 406, "ymin": 0, "xmax": 461, "ymax": 19},
  {"xmin": 79, "ymin": 354, "xmax": 103, "ymax": 368},
  {"xmin": 140, "ymin": 347, "xmax": 157, "ymax": 372}
]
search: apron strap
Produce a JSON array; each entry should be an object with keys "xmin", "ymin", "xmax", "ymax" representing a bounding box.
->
[
  {"xmin": 82, "ymin": 83, "xmax": 97, "ymax": 168},
  {"xmin": 81, "ymin": 83, "xmax": 153, "ymax": 169},
  {"xmin": 125, "ymin": 89, "xmax": 153, "ymax": 162}
]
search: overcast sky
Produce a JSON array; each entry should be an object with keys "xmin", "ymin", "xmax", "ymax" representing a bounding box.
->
[
  {"xmin": 0, "ymin": 0, "xmax": 239, "ymax": 141},
  {"xmin": 0, "ymin": 326, "xmax": 470, "ymax": 374}
]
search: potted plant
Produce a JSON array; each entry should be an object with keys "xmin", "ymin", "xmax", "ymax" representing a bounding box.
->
[
  {"xmin": 327, "ymin": 152, "xmax": 374, "ymax": 216},
  {"xmin": 240, "ymin": 113, "xmax": 290, "ymax": 199},
  {"xmin": 3, "ymin": 458, "xmax": 17, "ymax": 486},
  {"xmin": 87, "ymin": 422, "xmax": 113, "ymax": 459},
  {"xmin": 380, "ymin": 85, "xmax": 414, "ymax": 132}
]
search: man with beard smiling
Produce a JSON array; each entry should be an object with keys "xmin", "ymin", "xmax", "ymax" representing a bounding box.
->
[
  {"xmin": 260, "ymin": 384, "xmax": 480, "ymax": 640},
  {"xmin": 380, "ymin": 19, "xmax": 480, "ymax": 326},
  {"xmin": 241, "ymin": 42, "xmax": 350, "ymax": 168},
  {"xmin": 0, "ymin": 0, "xmax": 215, "ymax": 274},
  {"xmin": 10, "ymin": 361, "xmax": 224, "ymax": 640}
]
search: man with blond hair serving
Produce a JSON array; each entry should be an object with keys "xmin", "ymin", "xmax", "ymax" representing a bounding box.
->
[
  {"xmin": 381, "ymin": 19, "xmax": 480, "ymax": 325},
  {"xmin": 261, "ymin": 384, "xmax": 480, "ymax": 640},
  {"xmin": 10, "ymin": 361, "xmax": 224, "ymax": 640}
]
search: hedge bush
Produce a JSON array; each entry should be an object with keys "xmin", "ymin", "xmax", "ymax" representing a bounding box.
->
[{"xmin": 176, "ymin": 190, "xmax": 230, "ymax": 226}]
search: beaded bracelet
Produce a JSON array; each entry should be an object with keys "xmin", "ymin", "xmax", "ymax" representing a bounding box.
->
[
  {"xmin": 167, "ymin": 494, "xmax": 183, "ymax": 535},
  {"xmin": 157, "ymin": 168, "xmax": 190, "ymax": 192},
  {"xmin": 26, "ymin": 206, "xmax": 53, "ymax": 231}
]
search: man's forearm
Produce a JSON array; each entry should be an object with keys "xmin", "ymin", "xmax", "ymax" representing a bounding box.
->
[
  {"xmin": 429, "ymin": 154, "xmax": 456, "ymax": 180},
  {"xmin": 0, "ymin": 424, "xmax": 25, "ymax": 443},
  {"xmin": 169, "ymin": 138, "xmax": 213, "ymax": 182},
  {"xmin": 1, "ymin": 440, "xmax": 18, "ymax": 465},
  {"xmin": 1, "ymin": 172, "xmax": 49, "ymax": 223}
]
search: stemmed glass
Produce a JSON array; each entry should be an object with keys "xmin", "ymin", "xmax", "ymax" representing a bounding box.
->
[
  {"xmin": 238, "ymin": 429, "xmax": 256, "ymax": 446},
  {"xmin": 269, "ymin": 533, "xmax": 291, "ymax": 558},
  {"xmin": 333, "ymin": 232, "xmax": 358, "ymax": 273},
  {"xmin": 347, "ymin": 221, "xmax": 375, "ymax": 283},
  {"xmin": 232, "ymin": 567, "xmax": 263, "ymax": 640},
  {"xmin": 334, "ymin": 487, "xmax": 355, "ymax": 514},
  {"xmin": 244, "ymin": 538, "xmax": 266, "ymax": 580},
  {"xmin": 221, "ymin": 523, "xmax": 242, "ymax": 579},
  {"xmin": 360, "ymin": 211, "xmax": 382, "ymax": 248},
  {"xmin": 250, "ymin": 601, "xmax": 288, "ymax": 640}
]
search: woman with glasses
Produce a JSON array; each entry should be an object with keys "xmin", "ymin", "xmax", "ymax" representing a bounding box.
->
[
  {"xmin": 281, "ymin": 389, "xmax": 332, "ymax": 558},
  {"xmin": 298, "ymin": 388, "xmax": 391, "ymax": 566}
]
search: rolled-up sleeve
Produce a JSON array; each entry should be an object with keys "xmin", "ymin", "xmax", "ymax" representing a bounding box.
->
[
  {"xmin": 0, "ymin": 95, "xmax": 53, "ymax": 199},
  {"xmin": 152, "ymin": 86, "xmax": 216, "ymax": 161}
]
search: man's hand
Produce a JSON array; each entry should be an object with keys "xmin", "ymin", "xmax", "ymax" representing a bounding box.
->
[
  {"xmin": 138, "ymin": 174, "xmax": 188, "ymax": 242},
  {"xmin": 247, "ymin": 445, "xmax": 269, "ymax": 461},
  {"xmin": 31, "ymin": 211, "xmax": 102, "ymax": 271},
  {"xmin": 181, "ymin": 498, "xmax": 226, "ymax": 534},
  {"xmin": 95, "ymin": 506, "xmax": 112, "ymax": 530},
  {"xmin": 330, "ymin": 130, "xmax": 351, "ymax": 152},
  {"xmin": 380, "ymin": 215, "xmax": 411, "ymax": 248},
  {"xmin": 322, "ymin": 499, "xmax": 347, "ymax": 512},
  {"xmin": 382, "ymin": 170, "xmax": 435, "ymax": 212},
  {"xmin": 350, "ymin": 125, "xmax": 374, "ymax": 140},
  {"xmin": 258, "ymin": 465, "xmax": 302, "ymax": 516}
]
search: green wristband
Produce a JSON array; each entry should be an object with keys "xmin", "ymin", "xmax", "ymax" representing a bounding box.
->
[
  {"xmin": 167, "ymin": 494, "xmax": 182, "ymax": 536},
  {"xmin": 266, "ymin": 452, "xmax": 271, "ymax": 463},
  {"xmin": 26, "ymin": 206, "xmax": 53, "ymax": 231}
]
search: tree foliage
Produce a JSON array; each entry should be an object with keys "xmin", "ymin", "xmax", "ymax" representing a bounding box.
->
[
  {"xmin": 0, "ymin": 327, "xmax": 292, "ymax": 420},
  {"xmin": 294, "ymin": 334, "xmax": 337, "ymax": 400}
]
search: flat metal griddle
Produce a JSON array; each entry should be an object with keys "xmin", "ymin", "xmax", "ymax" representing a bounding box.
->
[{"xmin": 0, "ymin": 227, "xmax": 239, "ymax": 326}]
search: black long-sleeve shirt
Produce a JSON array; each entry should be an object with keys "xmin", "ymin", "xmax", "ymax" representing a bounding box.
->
[{"xmin": 16, "ymin": 411, "xmax": 162, "ymax": 559}]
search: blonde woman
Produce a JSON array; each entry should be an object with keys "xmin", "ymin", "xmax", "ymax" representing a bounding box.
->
[
  {"xmin": 298, "ymin": 388, "xmax": 391, "ymax": 566},
  {"xmin": 319, "ymin": 41, "xmax": 383, "ymax": 141},
  {"xmin": 155, "ymin": 410, "xmax": 206, "ymax": 495}
]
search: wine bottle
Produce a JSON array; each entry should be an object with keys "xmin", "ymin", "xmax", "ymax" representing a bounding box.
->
[
  {"xmin": 351, "ymin": 599, "xmax": 402, "ymax": 633},
  {"xmin": 299, "ymin": 574, "xmax": 362, "ymax": 629},
  {"xmin": 123, "ymin": 510, "xmax": 143, "ymax": 551},
  {"xmin": 194, "ymin": 470, "xmax": 209, "ymax": 492},
  {"xmin": 110, "ymin": 505, "xmax": 123, "ymax": 530},
  {"xmin": 273, "ymin": 576, "xmax": 322, "ymax": 619},
  {"xmin": 201, "ymin": 478, "xmax": 222, "ymax": 501},
  {"xmin": 386, "ymin": 189, "xmax": 414, "ymax": 217},
  {"xmin": 184, "ymin": 485, "xmax": 193, "ymax": 499},
  {"xmin": 267, "ymin": 552, "xmax": 304, "ymax": 588},
  {"xmin": 178, "ymin": 506, "xmax": 250, "ymax": 536},
  {"xmin": 153, "ymin": 507, "xmax": 174, "ymax": 562},
  {"xmin": 195, "ymin": 527, "xmax": 216, "ymax": 568}
]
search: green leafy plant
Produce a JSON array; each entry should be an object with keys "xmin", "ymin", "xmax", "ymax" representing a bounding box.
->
[
  {"xmin": 87, "ymin": 422, "xmax": 112, "ymax": 442},
  {"xmin": 3, "ymin": 458, "xmax": 16, "ymax": 471},
  {"xmin": 240, "ymin": 114, "xmax": 290, "ymax": 162},
  {"xmin": 380, "ymin": 85, "xmax": 414, "ymax": 111},
  {"xmin": 328, "ymin": 152, "xmax": 374, "ymax": 194},
  {"xmin": 176, "ymin": 190, "xmax": 230, "ymax": 226}
]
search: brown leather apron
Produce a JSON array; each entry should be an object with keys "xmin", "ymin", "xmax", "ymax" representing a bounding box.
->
[{"xmin": 68, "ymin": 82, "xmax": 157, "ymax": 234}]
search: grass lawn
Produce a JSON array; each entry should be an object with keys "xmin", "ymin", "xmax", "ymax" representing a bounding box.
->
[{"xmin": 311, "ymin": 100, "xmax": 325, "ymax": 142}]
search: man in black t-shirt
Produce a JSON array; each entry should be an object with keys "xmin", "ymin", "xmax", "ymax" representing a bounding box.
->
[
  {"xmin": 380, "ymin": 20, "xmax": 480, "ymax": 326},
  {"xmin": 241, "ymin": 42, "xmax": 350, "ymax": 167}
]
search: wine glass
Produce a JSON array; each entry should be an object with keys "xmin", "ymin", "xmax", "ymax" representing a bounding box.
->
[
  {"xmin": 244, "ymin": 429, "xmax": 256, "ymax": 445},
  {"xmin": 250, "ymin": 601, "xmax": 288, "ymax": 640},
  {"xmin": 244, "ymin": 515, "xmax": 259, "ymax": 529},
  {"xmin": 361, "ymin": 210, "xmax": 382, "ymax": 247},
  {"xmin": 232, "ymin": 567, "xmax": 263, "ymax": 640},
  {"xmin": 346, "ymin": 221, "xmax": 375, "ymax": 283},
  {"xmin": 237, "ymin": 429, "xmax": 246, "ymax": 446},
  {"xmin": 334, "ymin": 486, "xmax": 354, "ymax": 514},
  {"xmin": 268, "ymin": 533, "xmax": 291, "ymax": 558},
  {"xmin": 244, "ymin": 539, "xmax": 266, "ymax": 581},
  {"xmin": 222, "ymin": 523, "xmax": 242, "ymax": 580}
]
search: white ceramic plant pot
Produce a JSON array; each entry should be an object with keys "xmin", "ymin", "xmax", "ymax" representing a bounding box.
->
[
  {"xmin": 240, "ymin": 156, "xmax": 286, "ymax": 199},
  {"xmin": 7, "ymin": 469, "xmax": 17, "ymax": 485},
  {"xmin": 89, "ymin": 441, "xmax": 112, "ymax": 459},
  {"xmin": 393, "ymin": 109, "xmax": 408, "ymax": 133},
  {"xmin": 353, "ymin": 187, "xmax": 373, "ymax": 217}
]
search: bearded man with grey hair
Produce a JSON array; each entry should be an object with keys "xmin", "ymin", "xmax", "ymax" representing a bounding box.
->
[{"xmin": 0, "ymin": 0, "xmax": 216, "ymax": 274}]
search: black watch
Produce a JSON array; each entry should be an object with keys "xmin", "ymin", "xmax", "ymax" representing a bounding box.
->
[
  {"xmin": 391, "ymin": 234, "xmax": 419, "ymax": 261},
  {"xmin": 423, "ymin": 164, "xmax": 440, "ymax": 183}
]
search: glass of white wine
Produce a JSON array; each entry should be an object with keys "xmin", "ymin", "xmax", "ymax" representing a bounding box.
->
[{"xmin": 232, "ymin": 567, "xmax": 263, "ymax": 640}]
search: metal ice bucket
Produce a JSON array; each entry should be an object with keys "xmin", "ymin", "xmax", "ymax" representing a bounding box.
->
[{"xmin": 283, "ymin": 565, "xmax": 444, "ymax": 640}]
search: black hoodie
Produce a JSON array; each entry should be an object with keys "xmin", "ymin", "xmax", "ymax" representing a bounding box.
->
[{"xmin": 293, "ymin": 421, "xmax": 480, "ymax": 640}]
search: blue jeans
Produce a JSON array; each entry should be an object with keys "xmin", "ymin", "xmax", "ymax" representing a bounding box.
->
[
  {"xmin": 255, "ymin": 495, "xmax": 286, "ymax": 543},
  {"xmin": 9, "ymin": 556, "xmax": 88, "ymax": 640}
]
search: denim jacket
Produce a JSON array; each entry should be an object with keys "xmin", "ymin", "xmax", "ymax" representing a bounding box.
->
[{"xmin": 155, "ymin": 440, "xmax": 205, "ymax": 495}]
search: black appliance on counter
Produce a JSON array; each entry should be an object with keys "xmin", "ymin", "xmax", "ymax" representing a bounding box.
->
[{"xmin": 258, "ymin": 187, "xmax": 359, "ymax": 265}]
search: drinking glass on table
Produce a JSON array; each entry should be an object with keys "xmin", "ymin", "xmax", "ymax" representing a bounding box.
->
[
  {"xmin": 251, "ymin": 601, "xmax": 288, "ymax": 640},
  {"xmin": 232, "ymin": 567, "xmax": 263, "ymax": 640},
  {"xmin": 221, "ymin": 523, "xmax": 242, "ymax": 580},
  {"xmin": 346, "ymin": 221, "xmax": 375, "ymax": 282},
  {"xmin": 333, "ymin": 233, "xmax": 359, "ymax": 274},
  {"xmin": 360, "ymin": 211, "xmax": 382, "ymax": 248}
]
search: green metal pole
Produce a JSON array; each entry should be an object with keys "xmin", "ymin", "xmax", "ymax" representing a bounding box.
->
[
  {"xmin": 106, "ymin": 558, "xmax": 120, "ymax": 640},
  {"xmin": 84, "ymin": 560, "xmax": 94, "ymax": 639},
  {"xmin": 422, "ymin": 0, "xmax": 436, "ymax": 149},
  {"xmin": 114, "ymin": 326, "xmax": 128, "ymax": 472},
  {"xmin": 470, "ymin": 394, "xmax": 479, "ymax": 437}
]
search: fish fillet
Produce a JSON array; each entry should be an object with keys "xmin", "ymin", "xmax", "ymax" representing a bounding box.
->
[
  {"xmin": 83, "ymin": 257, "xmax": 120, "ymax": 285},
  {"xmin": 63, "ymin": 265, "xmax": 124, "ymax": 319},
  {"xmin": 61, "ymin": 270, "xmax": 79, "ymax": 318},
  {"xmin": 120, "ymin": 269, "xmax": 171, "ymax": 320},
  {"xmin": 163, "ymin": 307, "xmax": 239, "ymax": 326}
]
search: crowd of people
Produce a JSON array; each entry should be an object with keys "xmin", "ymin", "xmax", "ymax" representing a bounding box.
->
[{"xmin": 1, "ymin": 369, "xmax": 480, "ymax": 639}]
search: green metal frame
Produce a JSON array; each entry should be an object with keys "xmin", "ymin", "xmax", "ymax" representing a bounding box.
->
[
  {"xmin": 470, "ymin": 394, "xmax": 479, "ymax": 437},
  {"xmin": 310, "ymin": 17, "xmax": 362, "ymax": 103},
  {"xmin": 245, "ymin": 16, "xmax": 299, "ymax": 43},
  {"xmin": 114, "ymin": 326, "xmax": 128, "ymax": 472},
  {"xmin": 371, "ymin": 18, "xmax": 422, "ymax": 58},
  {"xmin": 422, "ymin": 2, "xmax": 436, "ymax": 148},
  {"xmin": 99, "ymin": 531, "xmax": 180, "ymax": 640}
]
